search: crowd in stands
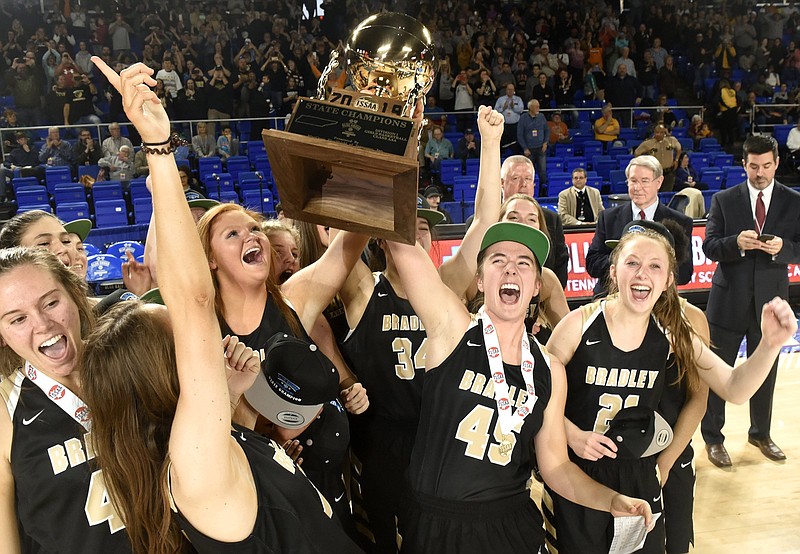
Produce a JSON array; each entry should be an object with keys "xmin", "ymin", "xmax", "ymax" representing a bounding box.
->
[{"xmin": 0, "ymin": 0, "xmax": 799, "ymax": 204}]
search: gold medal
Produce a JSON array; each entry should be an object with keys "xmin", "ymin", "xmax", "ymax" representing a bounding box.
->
[{"xmin": 499, "ymin": 435, "xmax": 513, "ymax": 457}]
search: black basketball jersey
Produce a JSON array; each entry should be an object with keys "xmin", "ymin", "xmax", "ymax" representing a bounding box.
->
[
  {"xmin": 173, "ymin": 426, "xmax": 363, "ymax": 553},
  {"xmin": 295, "ymin": 399, "xmax": 350, "ymax": 521},
  {"xmin": 324, "ymin": 295, "xmax": 350, "ymax": 345},
  {"xmin": 220, "ymin": 292, "xmax": 310, "ymax": 361},
  {"xmin": 658, "ymin": 299, "xmax": 692, "ymax": 427},
  {"xmin": 0, "ymin": 370, "xmax": 131, "ymax": 553},
  {"xmin": 565, "ymin": 301, "xmax": 670, "ymax": 435},
  {"xmin": 341, "ymin": 273, "xmax": 426, "ymax": 424},
  {"xmin": 409, "ymin": 320, "xmax": 552, "ymax": 502}
]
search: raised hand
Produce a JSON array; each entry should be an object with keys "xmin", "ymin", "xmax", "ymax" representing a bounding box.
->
[
  {"xmin": 121, "ymin": 250, "xmax": 152, "ymax": 296},
  {"xmin": 91, "ymin": 56, "xmax": 170, "ymax": 144},
  {"xmin": 760, "ymin": 297, "xmax": 798, "ymax": 349},
  {"xmin": 476, "ymin": 105, "xmax": 504, "ymax": 142}
]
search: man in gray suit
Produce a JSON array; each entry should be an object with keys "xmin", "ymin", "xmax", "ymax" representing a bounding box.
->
[
  {"xmin": 702, "ymin": 135, "xmax": 800, "ymax": 467},
  {"xmin": 557, "ymin": 167, "xmax": 604, "ymax": 226}
]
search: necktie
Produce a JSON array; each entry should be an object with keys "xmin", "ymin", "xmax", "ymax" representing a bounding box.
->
[
  {"xmin": 639, "ymin": 209, "xmax": 646, "ymax": 221},
  {"xmin": 755, "ymin": 191, "xmax": 765, "ymax": 234}
]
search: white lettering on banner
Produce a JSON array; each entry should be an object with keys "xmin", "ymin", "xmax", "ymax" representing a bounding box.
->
[
  {"xmin": 567, "ymin": 241, "xmax": 590, "ymax": 274},
  {"xmin": 692, "ymin": 236, "xmax": 713, "ymax": 266},
  {"xmin": 566, "ymin": 277, "xmax": 598, "ymax": 292}
]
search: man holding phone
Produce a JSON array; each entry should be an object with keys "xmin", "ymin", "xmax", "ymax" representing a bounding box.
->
[{"xmin": 702, "ymin": 135, "xmax": 800, "ymax": 467}]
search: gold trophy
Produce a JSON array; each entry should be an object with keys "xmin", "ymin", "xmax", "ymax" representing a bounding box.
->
[{"xmin": 263, "ymin": 12, "xmax": 436, "ymax": 243}]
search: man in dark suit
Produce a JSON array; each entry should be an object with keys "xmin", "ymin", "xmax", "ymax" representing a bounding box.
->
[
  {"xmin": 701, "ymin": 135, "xmax": 800, "ymax": 467},
  {"xmin": 500, "ymin": 155, "xmax": 569, "ymax": 286},
  {"xmin": 586, "ymin": 155, "xmax": 694, "ymax": 298}
]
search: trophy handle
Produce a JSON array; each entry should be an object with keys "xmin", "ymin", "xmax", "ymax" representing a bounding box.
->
[{"xmin": 316, "ymin": 51, "xmax": 340, "ymax": 100}]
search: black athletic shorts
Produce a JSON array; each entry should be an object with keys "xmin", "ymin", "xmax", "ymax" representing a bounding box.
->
[
  {"xmin": 663, "ymin": 445, "xmax": 695, "ymax": 554},
  {"xmin": 543, "ymin": 455, "xmax": 665, "ymax": 554},
  {"xmin": 400, "ymin": 489, "xmax": 545, "ymax": 554}
]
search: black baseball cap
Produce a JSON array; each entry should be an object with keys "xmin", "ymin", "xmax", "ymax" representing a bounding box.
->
[
  {"xmin": 244, "ymin": 333, "xmax": 339, "ymax": 429},
  {"xmin": 604, "ymin": 406, "xmax": 674, "ymax": 459},
  {"xmin": 605, "ymin": 219, "xmax": 675, "ymax": 250}
]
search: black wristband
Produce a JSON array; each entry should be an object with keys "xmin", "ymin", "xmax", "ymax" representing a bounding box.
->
[{"xmin": 141, "ymin": 137, "xmax": 171, "ymax": 146}]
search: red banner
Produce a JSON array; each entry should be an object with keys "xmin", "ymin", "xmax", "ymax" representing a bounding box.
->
[{"xmin": 431, "ymin": 225, "xmax": 800, "ymax": 300}]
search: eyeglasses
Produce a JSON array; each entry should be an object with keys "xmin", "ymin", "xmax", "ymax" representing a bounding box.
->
[{"xmin": 628, "ymin": 179, "xmax": 654, "ymax": 187}]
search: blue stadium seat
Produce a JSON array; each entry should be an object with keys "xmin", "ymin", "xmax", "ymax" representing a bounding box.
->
[
  {"xmin": 16, "ymin": 186, "xmax": 50, "ymax": 209},
  {"xmin": 247, "ymin": 141, "xmax": 267, "ymax": 162},
  {"xmin": 133, "ymin": 197, "xmax": 152, "ymax": 224},
  {"xmin": 583, "ymin": 140, "xmax": 603, "ymax": 158},
  {"xmin": 208, "ymin": 190, "xmax": 240, "ymax": 203},
  {"xmin": 56, "ymin": 202, "xmax": 91, "ymax": 221},
  {"xmin": 547, "ymin": 173, "xmax": 572, "ymax": 196},
  {"xmin": 722, "ymin": 166, "xmax": 746, "ymax": 187},
  {"xmin": 106, "ymin": 241, "xmax": 145, "ymax": 260},
  {"xmin": 698, "ymin": 168, "xmax": 724, "ymax": 191},
  {"xmin": 45, "ymin": 167, "xmax": 72, "ymax": 192},
  {"xmin": 129, "ymin": 178, "xmax": 150, "ymax": 201},
  {"xmin": 609, "ymin": 170, "xmax": 628, "ymax": 194},
  {"xmin": 11, "ymin": 176, "xmax": 40, "ymax": 192},
  {"xmin": 688, "ymin": 152, "xmax": 710, "ymax": 169},
  {"xmin": 226, "ymin": 156, "xmax": 251, "ymax": 181},
  {"xmin": 710, "ymin": 153, "xmax": 734, "ymax": 167},
  {"xmin": 198, "ymin": 157, "xmax": 224, "ymax": 181},
  {"xmin": 773, "ymin": 124, "xmax": 794, "ymax": 145},
  {"xmin": 439, "ymin": 159, "xmax": 463, "ymax": 186},
  {"xmin": 677, "ymin": 137, "xmax": 694, "ymax": 152},
  {"xmin": 608, "ymin": 145, "xmax": 629, "ymax": 158},
  {"xmin": 699, "ymin": 137, "xmax": 722, "ymax": 152},
  {"xmin": 202, "ymin": 172, "xmax": 235, "ymax": 192},
  {"xmin": 77, "ymin": 164, "xmax": 101, "ymax": 180},
  {"xmin": 94, "ymin": 199, "xmax": 129, "ymax": 228},
  {"xmin": 553, "ymin": 143, "xmax": 574, "ymax": 158},
  {"xmin": 86, "ymin": 254, "xmax": 123, "ymax": 284},
  {"xmin": 241, "ymin": 190, "xmax": 274, "ymax": 213},
  {"xmin": 83, "ymin": 243, "xmax": 101, "ymax": 256},
  {"xmin": 441, "ymin": 201, "xmax": 462, "ymax": 223},
  {"xmin": 465, "ymin": 158, "xmax": 480, "ymax": 176},
  {"xmin": 92, "ymin": 182, "xmax": 124, "ymax": 203},
  {"xmin": 54, "ymin": 184, "xmax": 86, "ymax": 205}
]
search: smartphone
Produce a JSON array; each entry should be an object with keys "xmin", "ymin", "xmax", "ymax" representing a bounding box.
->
[{"xmin": 758, "ymin": 234, "xmax": 775, "ymax": 242}]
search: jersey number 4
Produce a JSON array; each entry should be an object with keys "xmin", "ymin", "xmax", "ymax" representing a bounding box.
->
[
  {"xmin": 391, "ymin": 337, "xmax": 428, "ymax": 379},
  {"xmin": 455, "ymin": 405, "xmax": 516, "ymax": 466},
  {"xmin": 85, "ymin": 469, "xmax": 126, "ymax": 533},
  {"xmin": 592, "ymin": 392, "xmax": 640, "ymax": 434}
]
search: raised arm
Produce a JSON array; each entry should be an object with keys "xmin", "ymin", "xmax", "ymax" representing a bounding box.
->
[
  {"xmin": 282, "ymin": 230, "xmax": 369, "ymax": 333},
  {"xmin": 695, "ymin": 297, "xmax": 797, "ymax": 404},
  {"xmin": 93, "ymin": 58, "xmax": 255, "ymax": 536},
  {"xmin": 439, "ymin": 106, "xmax": 504, "ymax": 297},
  {"xmin": 386, "ymin": 240, "xmax": 472, "ymax": 370}
]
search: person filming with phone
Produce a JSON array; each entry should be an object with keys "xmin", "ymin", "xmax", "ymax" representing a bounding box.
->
[{"xmin": 701, "ymin": 135, "xmax": 800, "ymax": 468}]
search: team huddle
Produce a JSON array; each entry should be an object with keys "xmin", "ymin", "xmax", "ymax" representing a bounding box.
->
[{"xmin": 0, "ymin": 58, "xmax": 796, "ymax": 554}]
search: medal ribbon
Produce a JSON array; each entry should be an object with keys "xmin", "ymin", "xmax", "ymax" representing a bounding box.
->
[
  {"xmin": 24, "ymin": 362, "xmax": 92, "ymax": 431},
  {"xmin": 478, "ymin": 308, "xmax": 538, "ymax": 436}
]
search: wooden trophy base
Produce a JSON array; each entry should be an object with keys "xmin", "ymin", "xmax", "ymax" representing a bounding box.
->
[{"xmin": 262, "ymin": 130, "xmax": 419, "ymax": 244}]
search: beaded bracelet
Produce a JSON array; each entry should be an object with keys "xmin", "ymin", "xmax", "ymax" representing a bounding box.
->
[{"xmin": 140, "ymin": 133, "xmax": 189, "ymax": 155}]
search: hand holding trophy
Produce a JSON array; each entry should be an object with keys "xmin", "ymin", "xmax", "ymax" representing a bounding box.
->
[{"xmin": 263, "ymin": 13, "xmax": 436, "ymax": 243}]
